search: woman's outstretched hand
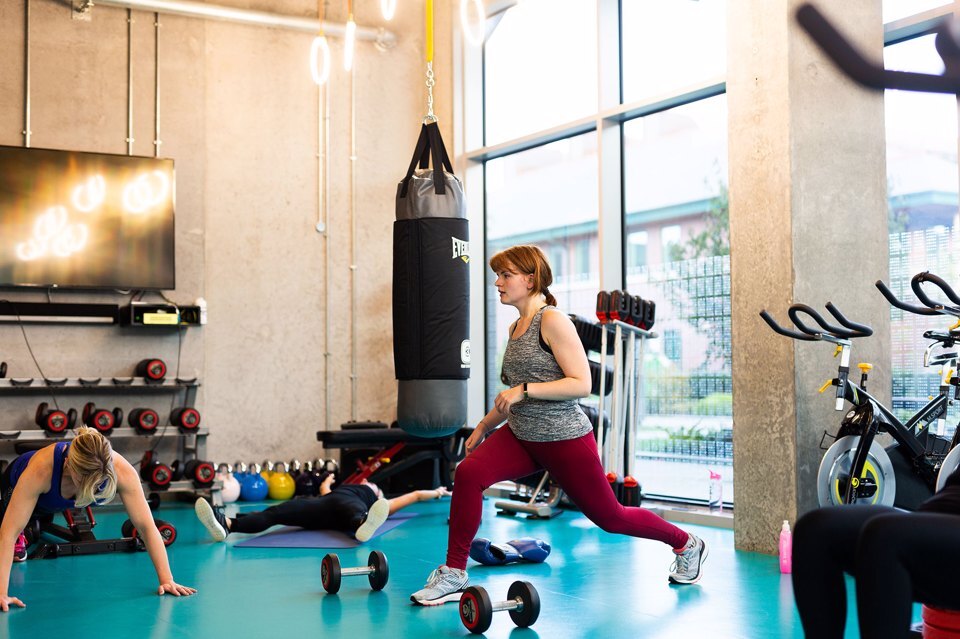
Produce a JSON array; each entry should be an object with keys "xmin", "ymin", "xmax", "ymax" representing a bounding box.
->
[
  {"xmin": 158, "ymin": 582, "xmax": 197, "ymax": 597},
  {"xmin": 0, "ymin": 595, "xmax": 25, "ymax": 612}
]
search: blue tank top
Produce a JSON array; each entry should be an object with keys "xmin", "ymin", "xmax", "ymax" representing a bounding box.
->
[{"xmin": 8, "ymin": 442, "xmax": 76, "ymax": 513}]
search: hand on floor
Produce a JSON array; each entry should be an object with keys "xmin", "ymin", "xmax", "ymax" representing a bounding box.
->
[{"xmin": 158, "ymin": 582, "xmax": 197, "ymax": 597}]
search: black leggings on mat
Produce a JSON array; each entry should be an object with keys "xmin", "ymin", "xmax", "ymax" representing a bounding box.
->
[{"xmin": 230, "ymin": 489, "xmax": 373, "ymax": 535}]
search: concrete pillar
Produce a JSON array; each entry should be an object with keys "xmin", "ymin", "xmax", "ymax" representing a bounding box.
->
[{"xmin": 728, "ymin": 0, "xmax": 890, "ymax": 553}]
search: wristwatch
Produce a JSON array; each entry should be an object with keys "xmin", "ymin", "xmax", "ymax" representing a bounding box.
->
[{"xmin": 522, "ymin": 382, "xmax": 529, "ymax": 398}]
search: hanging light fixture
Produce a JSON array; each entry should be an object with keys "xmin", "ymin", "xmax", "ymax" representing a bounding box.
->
[
  {"xmin": 310, "ymin": 0, "xmax": 331, "ymax": 85},
  {"xmin": 380, "ymin": 0, "xmax": 397, "ymax": 21},
  {"xmin": 343, "ymin": 0, "xmax": 357, "ymax": 71},
  {"xmin": 460, "ymin": 0, "xmax": 485, "ymax": 46}
]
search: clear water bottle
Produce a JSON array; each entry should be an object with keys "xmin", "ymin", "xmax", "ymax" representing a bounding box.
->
[{"xmin": 708, "ymin": 470, "xmax": 723, "ymax": 511}]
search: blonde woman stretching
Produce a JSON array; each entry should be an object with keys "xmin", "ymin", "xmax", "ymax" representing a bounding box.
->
[{"xmin": 0, "ymin": 426, "xmax": 196, "ymax": 611}]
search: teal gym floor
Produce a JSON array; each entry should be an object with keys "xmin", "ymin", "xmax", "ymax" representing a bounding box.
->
[{"xmin": 1, "ymin": 497, "xmax": 916, "ymax": 638}]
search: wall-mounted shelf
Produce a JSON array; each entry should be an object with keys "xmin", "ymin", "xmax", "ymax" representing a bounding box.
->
[
  {"xmin": 0, "ymin": 377, "xmax": 200, "ymax": 394},
  {"xmin": 0, "ymin": 301, "xmax": 119, "ymax": 324},
  {"xmin": 0, "ymin": 427, "xmax": 209, "ymax": 441}
]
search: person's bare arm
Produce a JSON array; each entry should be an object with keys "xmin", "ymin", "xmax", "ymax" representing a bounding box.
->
[
  {"xmin": 115, "ymin": 455, "xmax": 195, "ymax": 597},
  {"xmin": 319, "ymin": 473, "xmax": 335, "ymax": 496},
  {"xmin": 0, "ymin": 462, "xmax": 46, "ymax": 611},
  {"xmin": 387, "ymin": 486, "xmax": 450, "ymax": 515}
]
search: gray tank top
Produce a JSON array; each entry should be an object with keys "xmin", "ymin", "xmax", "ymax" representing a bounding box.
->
[{"xmin": 501, "ymin": 306, "xmax": 592, "ymax": 442}]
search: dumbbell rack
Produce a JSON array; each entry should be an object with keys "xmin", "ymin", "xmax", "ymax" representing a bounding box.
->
[
  {"xmin": 0, "ymin": 376, "xmax": 218, "ymax": 506},
  {"xmin": 596, "ymin": 320, "xmax": 657, "ymax": 499}
]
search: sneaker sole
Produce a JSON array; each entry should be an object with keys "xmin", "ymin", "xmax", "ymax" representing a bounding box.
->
[
  {"xmin": 669, "ymin": 539, "xmax": 709, "ymax": 585},
  {"xmin": 355, "ymin": 499, "xmax": 390, "ymax": 543},
  {"xmin": 194, "ymin": 498, "xmax": 227, "ymax": 542},
  {"xmin": 410, "ymin": 591, "xmax": 464, "ymax": 606}
]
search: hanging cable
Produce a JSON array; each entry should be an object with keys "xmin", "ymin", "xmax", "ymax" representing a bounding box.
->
[
  {"xmin": 343, "ymin": 0, "xmax": 357, "ymax": 71},
  {"xmin": 424, "ymin": 0, "xmax": 436, "ymax": 123},
  {"xmin": 310, "ymin": 0, "xmax": 331, "ymax": 85}
]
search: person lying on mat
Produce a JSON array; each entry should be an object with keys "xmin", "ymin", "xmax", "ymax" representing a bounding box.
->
[
  {"xmin": 195, "ymin": 473, "xmax": 450, "ymax": 542},
  {"xmin": 0, "ymin": 426, "xmax": 196, "ymax": 612}
]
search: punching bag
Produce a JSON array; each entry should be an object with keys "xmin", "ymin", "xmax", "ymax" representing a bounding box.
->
[{"xmin": 393, "ymin": 122, "xmax": 469, "ymax": 437}]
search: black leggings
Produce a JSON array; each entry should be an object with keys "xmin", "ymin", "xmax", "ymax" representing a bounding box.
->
[
  {"xmin": 231, "ymin": 490, "xmax": 372, "ymax": 535},
  {"xmin": 792, "ymin": 505, "xmax": 960, "ymax": 639}
]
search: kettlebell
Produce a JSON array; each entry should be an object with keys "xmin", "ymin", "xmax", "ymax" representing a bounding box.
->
[
  {"xmin": 241, "ymin": 472, "xmax": 269, "ymax": 501},
  {"xmin": 268, "ymin": 462, "xmax": 295, "ymax": 500},
  {"xmin": 219, "ymin": 472, "xmax": 241, "ymax": 503}
]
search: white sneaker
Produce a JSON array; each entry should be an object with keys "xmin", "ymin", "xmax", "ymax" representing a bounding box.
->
[
  {"xmin": 355, "ymin": 498, "xmax": 390, "ymax": 543},
  {"xmin": 194, "ymin": 498, "xmax": 228, "ymax": 542},
  {"xmin": 669, "ymin": 534, "xmax": 708, "ymax": 584},
  {"xmin": 409, "ymin": 566, "xmax": 469, "ymax": 605}
]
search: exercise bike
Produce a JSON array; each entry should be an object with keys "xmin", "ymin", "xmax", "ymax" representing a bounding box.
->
[
  {"xmin": 762, "ymin": 290, "xmax": 958, "ymax": 509},
  {"xmin": 891, "ymin": 272, "xmax": 960, "ymax": 491}
]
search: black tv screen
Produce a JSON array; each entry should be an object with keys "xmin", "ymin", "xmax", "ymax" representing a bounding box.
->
[{"xmin": 0, "ymin": 146, "xmax": 175, "ymax": 290}]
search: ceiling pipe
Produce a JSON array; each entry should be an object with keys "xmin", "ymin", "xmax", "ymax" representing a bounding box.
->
[{"xmin": 82, "ymin": 0, "xmax": 397, "ymax": 47}]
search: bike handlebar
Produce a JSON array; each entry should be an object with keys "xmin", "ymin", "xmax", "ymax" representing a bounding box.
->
[
  {"xmin": 911, "ymin": 272, "xmax": 960, "ymax": 313},
  {"xmin": 761, "ymin": 302, "xmax": 872, "ymax": 341},
  {"xmin": 759, "ymin": 310, "xmax": 820, "ymax": 341},
  {"xmin": 875, "ymin": 279, "xmax": 939, "ymax": 316},
  {"xmin": 788, "ymin": 304, "xmax": 851, "ymax": 337},
  {"xmin": 824, "ymin": 302, "xmax": 874, "ymax": 337}
]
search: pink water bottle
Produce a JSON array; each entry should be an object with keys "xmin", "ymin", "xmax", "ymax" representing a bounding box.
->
[{"xmin": 779, "ymin": 520, "xmax": 792, "ymax": 574}]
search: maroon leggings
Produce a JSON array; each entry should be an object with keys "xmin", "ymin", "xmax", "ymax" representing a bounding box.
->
[{"xmin": 446, "ymin": 426, "xmax": 690, "ymax": 570}]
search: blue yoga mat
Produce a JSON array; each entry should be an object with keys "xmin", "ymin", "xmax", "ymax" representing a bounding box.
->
[{"xmin": 233, "ymin": 512, "xmax": 418, "ymax": 549}]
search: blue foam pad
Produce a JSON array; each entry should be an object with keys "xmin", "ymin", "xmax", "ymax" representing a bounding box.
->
[{"xmin": 233, "ymin": 512, "xmax": 418, "ymax": 549}]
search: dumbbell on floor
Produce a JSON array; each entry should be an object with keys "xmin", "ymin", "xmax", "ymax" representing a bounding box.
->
[
  {"xmin": 320, "ymin": 551, "xmax": 389, "ymax": 594},
  {"xmin": 459, "ymin": 581, "xmax": 540, "ymax": 634}
]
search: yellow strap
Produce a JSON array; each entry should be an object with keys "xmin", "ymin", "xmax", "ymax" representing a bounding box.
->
[
  {"xmin": 951, "ymin": 317, "xmax": 960, "ymax": 330},
  {"xmin": 819, "ymin": 379, "xmax": 833, "ymax": 394},
  {"xmin": 834, "ymin": 345, "xmax": 842, "ymax": 358},
  {"xmin": 426, "ymin": 0, "xmax": 434, "ymax": 63}
]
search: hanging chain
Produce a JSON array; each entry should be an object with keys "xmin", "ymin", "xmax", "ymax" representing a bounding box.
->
[{"xmin": 424, "ymin": 61, "xmax": 436, "ymax": 123}]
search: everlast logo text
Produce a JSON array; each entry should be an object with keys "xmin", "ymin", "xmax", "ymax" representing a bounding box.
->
[{"xmin": 452, "ymin": 237, "xmax": 470, "ymax": 263}]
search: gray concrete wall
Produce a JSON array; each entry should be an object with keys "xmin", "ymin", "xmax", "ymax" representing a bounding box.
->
[
  {"xmin": 728, "ymin": 0, "xmax": 889, "ymax": 553},
  {"xmin": 0, "ymin": 0, "xmax": 453, "ymax": 465}
]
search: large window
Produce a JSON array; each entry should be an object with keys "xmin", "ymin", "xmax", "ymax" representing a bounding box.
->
[
  {"xmin": 485, "ymin": 134, "xmax": 599, "ymax": 401},
  {"xmin": 475, "ymin": 1, "xmax": 732, "ymax": 505},
  {"xmin": 623, "ymin": 95, "xmax": 731, "ymax": 502},
  {"xmin": 483, "ymin": 0, "xmax": 598, "ymax": 146},
  {"xmin": 885, "ymin": 28, "xmax": 960, "ymax": 430},
  {"xmin": 621, "ymin": 0, "xmax": 726, "ymax": 104},
  {"xmin": 883, "ymin": 0, "xmax": 952, "ymax": 23}
]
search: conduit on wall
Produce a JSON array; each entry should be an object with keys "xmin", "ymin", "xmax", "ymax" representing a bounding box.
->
[{"xmin": 78, "ymin": 0, "xmax": 397, "ymax": 46}]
